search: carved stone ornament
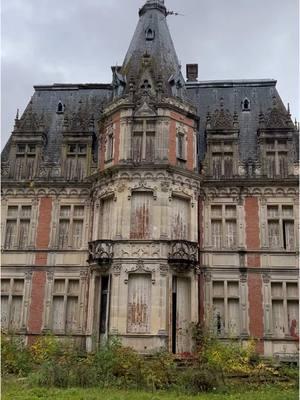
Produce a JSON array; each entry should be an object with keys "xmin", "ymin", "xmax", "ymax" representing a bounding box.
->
[
  {"xmin": 112, "ymin": 264, "xmax": 122, "ymax": 276},
  {"xmin": 88, "ymin": 240, "xmax": 114, "ymax": 265},
  {"xmin": 124, "ymin": 259, "xmax": 156, "ymax": 284},
  {"xmin": 168, "ymin": 240, "xmax": 198, "ymax": 270}
]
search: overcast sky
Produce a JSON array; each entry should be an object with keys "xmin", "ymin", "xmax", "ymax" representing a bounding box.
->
[{"xmin": 1, "ymin": 0, "xmax": 299, "ymax": 149}]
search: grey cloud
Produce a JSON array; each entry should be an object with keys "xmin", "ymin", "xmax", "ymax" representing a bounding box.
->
[{"xmin": 1, "ymin": 0, "xmax": 299, "ymax": 149}]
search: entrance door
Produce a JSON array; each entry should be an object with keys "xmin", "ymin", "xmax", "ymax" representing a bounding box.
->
[
  {"xmin": 99, "ymin": 275, "xmax": 110, "ymax": 344},
  {"xmin": 172, "ymin": 276, "xmax": 191, "ymax": 354}
]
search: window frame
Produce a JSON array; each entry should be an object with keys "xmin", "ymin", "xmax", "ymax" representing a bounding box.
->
[
  {"xmin": 212, "ymin": 279, "xmax": 241, "ymax": 337},
  {"xmin": 210, "ymin": 141, "xmax": 234, "ymax": 178},
  {"xmin": 264, "ymin": 139, "xmax": 289, "ymax": 178},
  {"xmin": 1, "ymin": 277, "xmax": 26, "ymax": 332},
  {"xmin": 266, "ymin": 204, "xmax": 295, "ymax": 250},
  {"xmin": 4, "ymin": 205, "xmax": 33, "ymax": 250},
  {"xmin": 132, "ymin": 119, "xmax": 156, "ymax": 163},
  {"xmin": 57, "ymin": 204, "xmax": 85, "ymax": 250},
  {"xmin": 210, "ymin": 204, "xmax": 238, "ymax": 249}
]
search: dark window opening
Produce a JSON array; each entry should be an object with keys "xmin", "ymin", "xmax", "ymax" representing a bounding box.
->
[
  {"xmin": 100, "ymin": 276, "xmax": 109, "ymax": 335},
  {"xmin": 172, "ymin": 277, "xmax": 177, "ymax": 354},
  {"xmin": 57, "ymin": 101, "xmax": 64, "ymax": 113},
  {"xmin": 145, "ymin": 28, "xmax": 155, "ymax": 41},
  {"xmin": 242, "ymin": 99, "xmax": 250, "ymax": 111},
  {"xmin": 141, "ymin": 80, "xmax": 151, "ymax": 91}
]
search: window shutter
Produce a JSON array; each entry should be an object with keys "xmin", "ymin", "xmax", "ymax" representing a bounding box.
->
[
  {"xmin": 145, "ymin": 133, "xmax": 155, "ymax": 161},
  {"xmin": 211, "ymin": 220, "xmax": 222, "ymax": 248},
  {"xmin": 225, "ymin": 220, "xmax": 237, "ymax": 248},
  {"xmin": 72, "ymin": 220, "xmax": 83, "ymax": 248},
  {"xmin": 171, "ymin": 197, "xmax": 189, "ymax": 240},
  {"xmin": 266, "ymin": 153, "xmax": 275, "ymax": 178},
  {"xmin": 101, "ymin": 197, "xmax": 114, "ymax": 239},
  {"xmin": 5, "ymin": 221, "xmax": 17, "ymax": 248},
  {"xmin": 268, "ymin": 221, "xmax": 280, "ymax": 248},
  {"xmin": 132, "ymin": 134, "xmax": 143, "ymax": 162},
  {"xmin": 58, "ymin": 220, "xmax": 70, "ymax": 248},
  {"xmin": 284, "ymin": 221, "xmax": 294, "ymax": 250}
]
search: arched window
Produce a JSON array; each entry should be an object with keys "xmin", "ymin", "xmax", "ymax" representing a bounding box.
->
[
  {"xmin": 242, "ymin": 98, "xmax": 250, "ymax": 111},
  {"xmin": 57, "ymin": 101, "xmax": 64, "ymax": 113},
  {"xmin": 145, "ymin": 28, "xmax": 155, "ymax": 41}
]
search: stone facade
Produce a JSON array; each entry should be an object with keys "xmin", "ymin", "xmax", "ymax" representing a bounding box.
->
[{"xmin": 1, "ymin": 0, "xmax": 299, "ymax": 357}]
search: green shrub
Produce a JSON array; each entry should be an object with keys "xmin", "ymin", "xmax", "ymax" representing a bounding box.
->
[
  {"xmin": 178, "ymin": 366, "xmax": 221, "ymax": 394},
  {"xmin": 1, "ymin": 333, "xmax": 33, "ymax": 376}
]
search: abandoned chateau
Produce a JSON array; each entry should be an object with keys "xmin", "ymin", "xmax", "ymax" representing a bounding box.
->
[{"xmin": 1, "ymin": 0, "xmax": 299, "ymax": 357}]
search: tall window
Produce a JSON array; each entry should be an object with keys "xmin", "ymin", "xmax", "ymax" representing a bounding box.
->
[
  {"xmin": 211, "ymin": 142, "xmax": 234, "ymax": 178},
  {"xmin": 171, "ymin": 196, "xmax": 190, "ymax": 240},
  {"xmin": 271, "ymin": 282, "xmax": 298, "ymax": 338},
  {"xmin": 127, "ymin": 274, "xmax": 151, "ymax": 333},
  {"xmin": 1, "ymin": 278, "xmax": 25, "ymax": 331},
  {"xmin": 132, "ymin": 120, "xmax": 155, "ymax": 163},
  {"xmin": 211, "ymin": 205, "xmax": 237, "ymax": 249},
  {"xmin": 176, "ymin": 133, "xmax": 186, "ymax": 161},
  {"xmin": 51, "ymin": 278, "xmax": 80, "ymax": 333},
  {"xmin": 14, "ymin": 144, "xmax": 37, "ymax": 180},
  {"xmin": 265, "ymin": 139, "xmax": 288, "ymax": 178},
  {"xmin": 130, "ymin": 192, "xmax": 152, "ymax": 239},
  {"xmin": 100, "ymin": 196, "xmax": 114, "ymax": 239},
  {"xmin": 212, "ymin": 280, "xmax": 240, "ymax": 336},
  {"xmin": 65, "ymin": 143, "xmax": 87, "ymax": 180},
  {"xmin": 57, "ymin": 205, "xmax": 84, "ymax": 249},
  {"xmin": 105, "ymin": 133, "xmax": 114, "ymax": 162},
  {"xmin": 267, "ymin": 205, "xmax": 294, "ymax": 250},
  {"xmin": 4, "ymin": 205, "xmax": 32, "ymax": 249}
]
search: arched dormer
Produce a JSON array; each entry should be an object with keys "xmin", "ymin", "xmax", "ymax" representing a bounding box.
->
[{"xmin": 242, "ymin": 98, "xmax": 250, "ymax": 111}]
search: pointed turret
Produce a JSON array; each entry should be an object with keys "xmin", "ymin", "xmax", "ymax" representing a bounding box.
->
[{"xmin": 118, "ymin": 0, "xmax": 186, "ymax": 99}]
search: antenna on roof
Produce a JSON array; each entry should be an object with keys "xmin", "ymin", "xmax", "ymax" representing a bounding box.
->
[{"xmin": 167, "ymin": 10, "xmax": 184, "ymax": 16}]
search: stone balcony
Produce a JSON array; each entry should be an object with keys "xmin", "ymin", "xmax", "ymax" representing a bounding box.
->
[{"xmin": 88, "ymin": 239, "xmax": 199, "ymax": 270}]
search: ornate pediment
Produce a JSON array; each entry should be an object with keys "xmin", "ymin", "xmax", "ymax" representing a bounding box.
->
[
  {"xmin": 264, "ymin": 107, "xmax": 293, "ymax": 129},
  {"xmin": 14, "ymin": 103, "xmax": 43, "ymax": 133},
  {"xmin": 206, "ymin": 99, "xmax": 239, "ymax": 131}
]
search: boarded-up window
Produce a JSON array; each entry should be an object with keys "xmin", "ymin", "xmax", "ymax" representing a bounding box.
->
[
  {"xmin": 268, "ymin": 221, "xmax": 280, "ymax": 248},
  {"xmin": 224, "ymin": 153, "xmax": 233, "ymax": 178},
  {"xmin": 65, "ymin": 144, "xmax": 87, "ymax": 180},
  {"xmin": 130, "ymin": 192, "xmax": 152, "ymax": 239},
  {"xmin": 212, "ymin": 280, "xmax": 240, "ymax": 336},
  {"xmin": 283, "ymin": 221, "xmax": 294, "ymax": 250},
  {"xmin": 266, "ymin": 153, "xmax": 276, "ymax": 178},
  {"xmin": 58, "ymin": 220, "xmax": 70, "ymax": 249},
  {"xmin": 4, "ymin": 221, "xmax": 17, "ymax": 249},
  {"xmin": 272, "ymin": 300, "xmax": 284, "ymax": 337},
  {"xmin": 127, "ymin": 274, "xmax": 151, "ymax": 333},
  {"xmin": 101, "ymin": 197, "xmax": 114, "ymax": 239},
  {"xmin": 171, "ymin": 196, "xmax": 190, "ymax": 240},
  {"xmin": 211, "ymin": 220, "xmax": 222, "ymax": 248},
  {"xmin": 0, "ymin": 278, "xmax": 24, "ymax": 332},
  {"xmin": 132, "ymin": 134, "xmax": 143, "ymax": 163},
  {"xmin": 278, "ymin": 153, "xmax": 288, "ymax": 177},
  {"xmin": 14, "ymin": 144, "xmax": 37, "ymax": 180},
  {"xmin": 212, "ymin": 154, "xmax": 222, "ymax": 178},
  {"xmin": 52, "ymin": 278, "xmax": 80, "ymax": 333}
]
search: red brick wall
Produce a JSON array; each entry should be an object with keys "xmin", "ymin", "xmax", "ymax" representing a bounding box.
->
[
  {"xmin": 245, "ymin": 196, "xmax": 264, "ymax": 353},
  {"xmin": 28, "ymin": 197, "xmax": 52, "ymax": 335}
]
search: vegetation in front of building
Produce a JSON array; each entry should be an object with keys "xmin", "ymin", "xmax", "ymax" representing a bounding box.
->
[{"xmin": 1, "ymin": 331, "xmax": 298, "ymax": 396}]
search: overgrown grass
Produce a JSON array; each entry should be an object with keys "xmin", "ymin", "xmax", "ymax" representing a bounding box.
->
[
  {"xmin": 2, "ymin": 377, "xmax": 299, "ymax": 400},
  {"xmin": 1, "ymin": 332, "xmax": 299, "ymax": 396}
]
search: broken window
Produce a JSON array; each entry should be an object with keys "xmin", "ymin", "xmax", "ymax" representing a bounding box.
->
[
  {"xmin": 211, "ymin": 142, "xmax": 234, "ymax": 178},
  {"xmin": 267, "ymin": 205, "xmax": 295, "ymax": 250},
  {"xmin": 1, "ymin": 278, "xmax": 25, "ymax": 331},
  {"xmin": 51, "ymin": 278, "xmax": 80, "ymax": 334},
  {"xmin": 212, "ymin": 280, "xmax": 240, "ymax": 336},
  {"xmin": 4, "ymin": 205, "xmax": 32, "ymax": 249},
  {"xmin": 210, "ymin": 205, "xmax": 237, "ymax": 249},
  {"xmin": 130, "ymin": 192, "xmax": 152, "ymax": 239},
  {"xmin": 57, "ymin": 205, "xmax": 84, "ymax": 249},
  {"xmin": 127, "ymin": 274, "xmax": 151, "ymax": 333}
]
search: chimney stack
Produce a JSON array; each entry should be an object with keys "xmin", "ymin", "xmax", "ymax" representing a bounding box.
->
[{"xmin": 186, "ymin": 64, "xmax": 198, "ymax": 82}]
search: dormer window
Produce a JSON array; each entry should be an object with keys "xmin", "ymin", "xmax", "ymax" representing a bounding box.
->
[
  {"xmin": 57, "ymin": 101, "xmax": 64, "ymax": 114},
  {"xmin": 145, "ymin": 28, "xmax": 155, "ymax": 41},
  {"xmin": 64, "ymin": 143, "xmax": 88, "ymax": 180},
  {"xmin": 14, "ymin": 143, "xmax": 37, "ymax": 180},
  {"xmin": 242, "ymin": 98, "xmax": 250, "ymax": 111}
]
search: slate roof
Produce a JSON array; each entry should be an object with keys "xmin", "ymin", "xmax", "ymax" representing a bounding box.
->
[
  {"xmin": 186, "ymin": 79, "xmax": 297, "ymax": 163},
  {"xmin": 2, "ymin": 84, "xmax": 112, "ymax": 164}
]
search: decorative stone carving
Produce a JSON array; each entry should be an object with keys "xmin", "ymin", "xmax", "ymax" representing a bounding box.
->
[
  {"xmin": 124, "ymin": 259, "xmax": 156, "ymax": 284},
  {"xmin": 88, "ymin": 240, "xmax": 114, "ymax": 265}
]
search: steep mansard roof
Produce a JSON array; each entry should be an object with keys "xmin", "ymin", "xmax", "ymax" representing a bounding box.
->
[
  {"xmin": 186, "ymin": 79, "xmax": 298, "ymax": 163},
  {"xmin": 2, "ymin": 79, "xmax": 297, "ymax": 167}
]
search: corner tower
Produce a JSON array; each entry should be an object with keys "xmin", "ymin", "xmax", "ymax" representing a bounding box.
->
[{"xmin": 87, "ymin": 0, "xmax": 200, "ymax": 353}]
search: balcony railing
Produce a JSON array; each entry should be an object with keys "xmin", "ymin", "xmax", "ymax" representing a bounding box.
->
[
  {"xmin": 168, "ymin": 240, "xmax": 198, "ymax": 267},
  {"xmin": 88, "ymin": 240, "xmax": 114, "ymax": 265}
]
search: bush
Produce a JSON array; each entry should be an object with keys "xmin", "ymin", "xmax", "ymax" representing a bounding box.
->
[
  {"xmin": 1, "ymin": 333, "xmax": 33, "ymax": 376},
  {"xmin": 178, "ymin": 366, "xmax": 221, "ymax": 394}
]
